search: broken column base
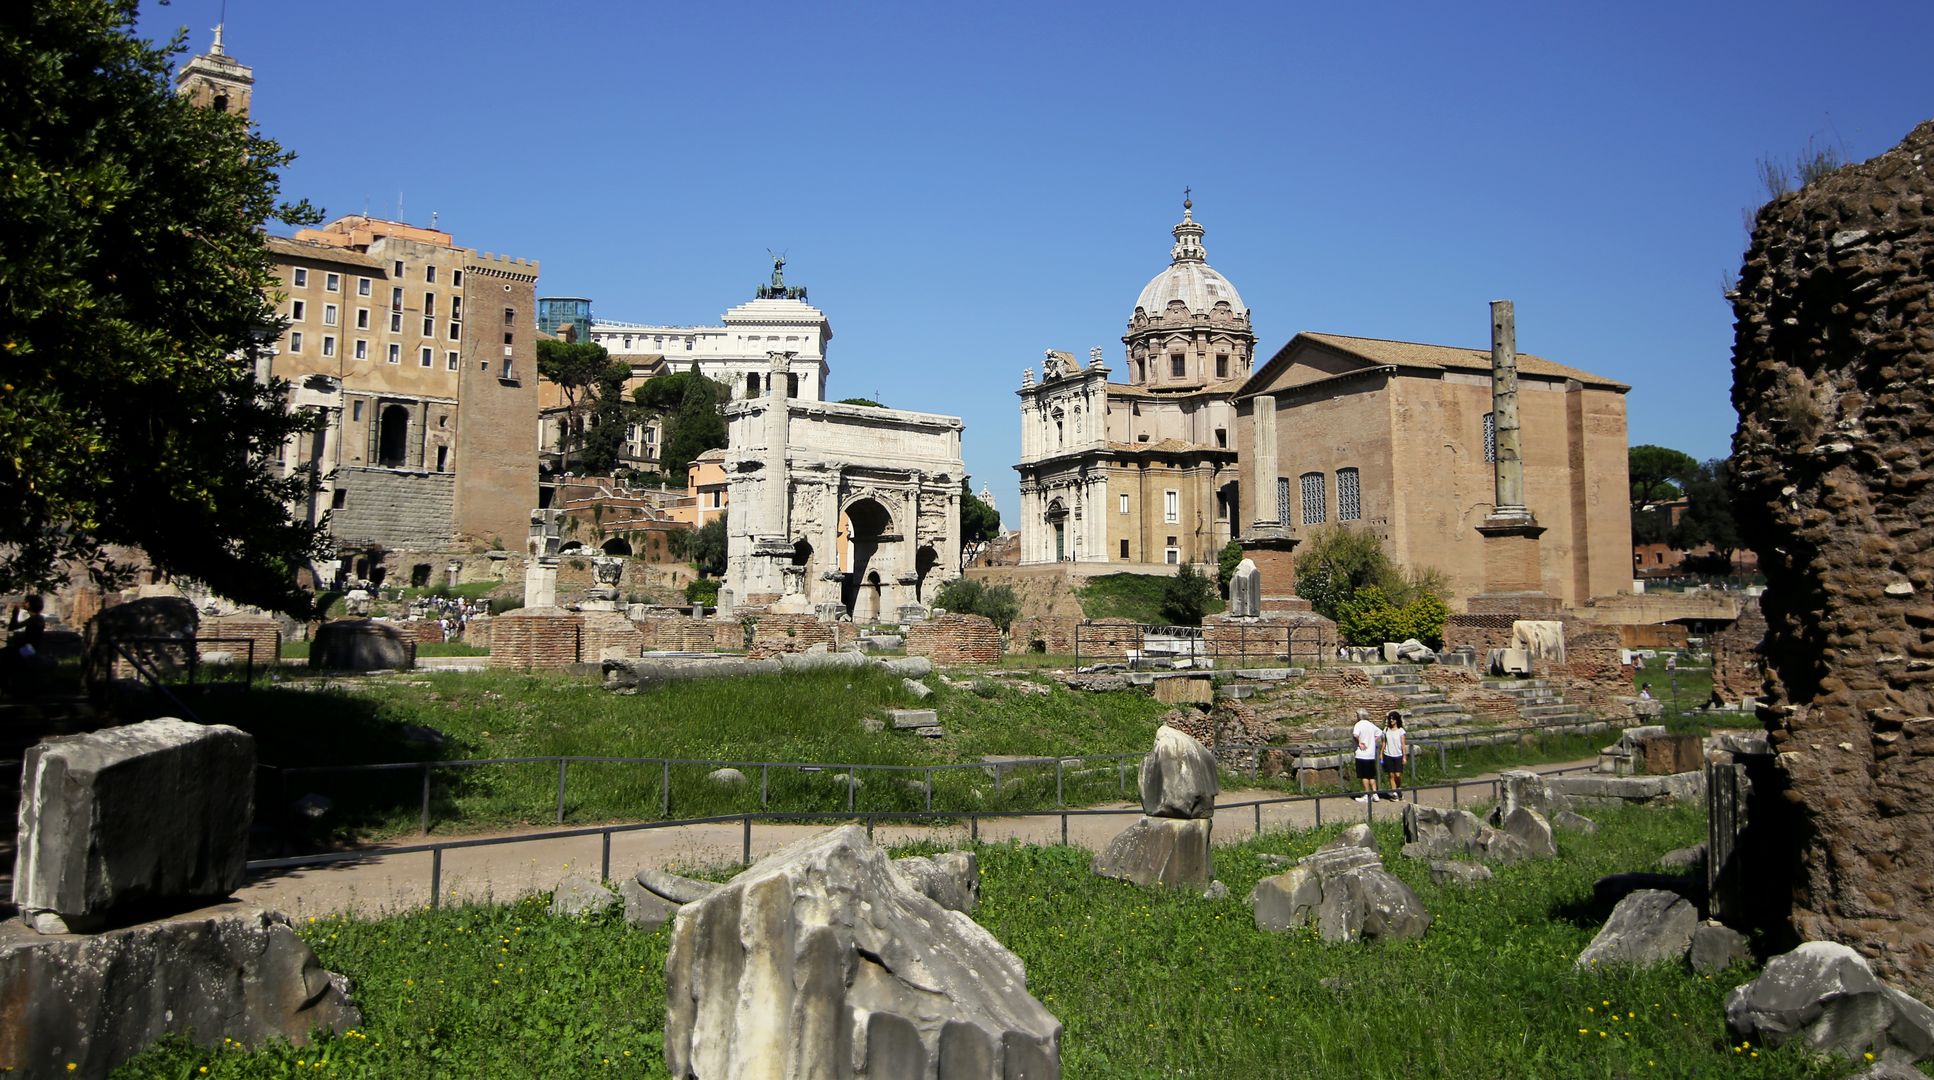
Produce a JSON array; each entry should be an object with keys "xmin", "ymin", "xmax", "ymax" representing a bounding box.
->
[
  {"xmin": 0, "ymin": 904, "xmax": 361, "ymax": 1077},
  {"xmin": 1091, "ymin": 816, "xmax": 1214, "ymax": 888}
]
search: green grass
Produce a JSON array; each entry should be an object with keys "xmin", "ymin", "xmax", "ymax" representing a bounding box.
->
[
  {"xmin": 280, "ymin": 641, "xmax": 489, "ymax": 660},
  {"xmin": 1074, "ymin": 572, "xmax": 1226, "ymax": 623},
  {"xmin": 118, "ymin": 803, "xmax": 1880, "ymax": 1079}
]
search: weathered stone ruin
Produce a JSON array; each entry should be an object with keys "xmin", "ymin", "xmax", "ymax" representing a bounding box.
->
[
  {"xmin": 1091, "ymin": 725, "xmax": 1218, "ymax": 889},
  {"xmin": 1250, "ymin": 827, "xmax": 1431, "ymax": 943},
  {"xmin": 1729, "ymin": 119, "xmax": 1934, "ymax": 996},
  {"xmin": 663, "ymin": 826, "xmax": 1059, "ymax": 1078},
  {"xmin": 2, "ymin": 718, "xmax": 359, "ymax": 1075}
]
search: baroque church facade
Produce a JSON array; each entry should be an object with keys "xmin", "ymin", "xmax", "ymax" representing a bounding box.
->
[{"xmin": 1014, "ymin": 201, "xmax": 1251, "ymax": 568}]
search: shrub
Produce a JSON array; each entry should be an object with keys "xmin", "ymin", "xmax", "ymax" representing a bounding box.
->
[
  {"xmin": 684, "ymin": 578, "xmax": 720, "ymax": 606},
  {"xmin": 1336, "ymin": 586, "xmax": 1448, "ymax": 648},
  {"xmin": 1158, "ymin": 564, "xmax": 1217, "ymax": 627},
  {"xmin": 930, "ymin": 578, "xmax": 1020, "ymax": 631}
]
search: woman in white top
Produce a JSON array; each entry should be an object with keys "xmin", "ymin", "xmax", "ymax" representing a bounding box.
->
[
  {"xmin": 1381, "ymin": 711, "xmax": 1407, "ymax": 801},
  {"xmin": 1351, "ymin": 709, "xmax": 1381, "ymax": 803}
]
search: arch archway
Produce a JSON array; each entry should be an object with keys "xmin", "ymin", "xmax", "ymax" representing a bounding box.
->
[
  {"xmin": 840, "ymin": 498, "xmax": 893, "ymax": 617},
  {"xmin": 1045, "ymin": 498, "xmax": 1068, "ymax": 562},
  {"xmin": 915, "ymin": 544, "xmax": 939, "ymax": 602},
  {"xmin": 601, "ymin": 537, "xmax": 632, "ymax": 556}
]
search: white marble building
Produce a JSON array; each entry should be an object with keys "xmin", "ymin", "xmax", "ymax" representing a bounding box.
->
[{"xmin": 724, "ymin": 352, "xmax": 964, "ymax": 623}]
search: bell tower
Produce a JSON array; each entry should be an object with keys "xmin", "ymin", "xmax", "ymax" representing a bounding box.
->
[{"xmin": 174, "ymin": 24, "xmax": 254, "ymax": 119}]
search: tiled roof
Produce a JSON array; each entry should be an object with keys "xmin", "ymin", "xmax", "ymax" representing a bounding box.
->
[
  {"xmin": 265, "ymin": 235, "xmax": 385, "ymax": 270},
  {"xmin": 1299, "ymin": 332, "xmax": 1627, "ymax": 390}
]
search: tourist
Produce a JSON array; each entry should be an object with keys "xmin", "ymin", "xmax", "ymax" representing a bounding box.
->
[
  {"xmin": 1, "ymin": 595, "xmax": 47, "ymax": 693},
  {"xmin": 1639, "ymin": 683, "xmax": 1653, "ymax": 701},
  {"xmin": 1351, "ymin": 709, "xmax": 1381, "ymax": 803},
  {"xmin": 1381, "ymin": 711, "xmax": 1407, "ymax": 801}
]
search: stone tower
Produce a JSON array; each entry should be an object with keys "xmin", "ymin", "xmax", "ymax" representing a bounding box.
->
[{"xmin": 174, "ymin": 25, "xmax": 254, "ymax": 119}]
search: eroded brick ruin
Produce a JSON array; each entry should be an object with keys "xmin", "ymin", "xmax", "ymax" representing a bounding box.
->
[{"xmin": 1730, "ymin": 120, "xmax": 1934, "ymax": 995}]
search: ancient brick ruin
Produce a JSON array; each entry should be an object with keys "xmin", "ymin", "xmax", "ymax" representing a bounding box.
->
[
  {"xmin": 904, "ymin": 613, "xmax": 1002, "ymax": 665},
  {"xmin": 1710, "ymin": 594, "xmax": 1767, "ymax": 707},
  {"xmin": 1730, "ymin": 120, "xmax": 1934, "ymax": 996}
]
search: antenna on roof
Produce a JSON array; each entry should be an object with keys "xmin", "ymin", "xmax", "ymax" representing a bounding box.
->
[
  {"xmin": 395, "ymin": 193, "xmax": 404, "ymax": 222},
  {"xmin": 431, "ymin": 210, "xmax": 439, "ymax": 229}
]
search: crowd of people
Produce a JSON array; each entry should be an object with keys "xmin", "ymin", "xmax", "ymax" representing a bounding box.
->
[{"xmin": 410, "ymin": 594, "xmax": 489, "ymax": 642}]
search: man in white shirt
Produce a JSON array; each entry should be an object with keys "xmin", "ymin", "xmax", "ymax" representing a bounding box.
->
[{"xmin": 1351, "ymin": 709, "xmax": 1381, "ymax": 803}]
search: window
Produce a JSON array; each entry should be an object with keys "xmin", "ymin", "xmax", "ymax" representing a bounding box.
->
[
  {"xmin": 503, "ymin": 331, "xmax": 514, "ymax": 347},
  {"xmin": 1276, "ymin": 477, "xmax": 1291, "ymax": 523},
  {"xmin": 450, "ymin": 297, "xmax": 462, "ymax": 320},
  {"xmin": 391, "ymin": 287, "xmax": 403, "ymax": 310},
  {"xmin": 387, "ymin": 343, "xmax": 400, "ymax": 365},
  {"xmin": 1120, "ymin": 539, "xmax": 1130, "ymax": 559},
  {"xmin": 288, "ymin": 331, "xmax": 302, "ymax": 353},
  {"xmin": 1170, "ymin": 354, "xmax": 1185, "ymax": 378},
  {"xmin": 321, "ymin": 335, "xmax": 335, "ymax": 357},
  {"xmin": 1483, "ymin": 412, "xmax": 1497, "ymax": 464},
  {"xmin": 446, "ymin": 350, "xmax": 459, "ymax": 371},
  {"xmin": 424, "ymin": 293, "xmax": 435, "ymax": 317},
  {"xmin": 355, "ymin": 308, "xmax": 369, "ymax": 329},
  {"xmin": 1216, "ymin": 354, "xmax": 1229, "ymax": 379},
  {"xmin": 1119, "ymin": 494, "xmax": 1129, "ymax": 515},
  {"xmin": 420, "ymin": 347, "xmax": 433, "ymax": 368},
  {"xmin": 354, "ymin": 339, "xmax": 368, "ymax": 360},
  {"xmin": 331, "ymin": 488, "xmax": 347, "ymax": 510},
  {"xmin": 623, "ymin": 335, "xmax": 633, "ymax": 349},
  {"xmin": 291, "ymin": 300, "xmax": 305, "ymax": 320},
  {"xmin": 501, "ymin": 358, "xmax": 515, "ymax": 380},
  {"xmin": 449, "ymin": 322, "xmax": 461, "ymax": 340},
  {"xmin": 351, "ymin": 400, "xmax": 362, "ymax": 421},
  {"xmin": 1214, "ymin": 428, "xmax": 1227, "ymax": 448},
  {"xmin": 357, "ymin": 277, "xmax": 371, "ymax": 297},
  {"xmin": 425, "ymin": 265, "xmax": 437, "ymax": 284},
  {"xmin": 1338, "ymin": 467, "xmax": 1361, "ymax": 521},
  {"xmin": 392, "ymin": 260, "xmax": 404, "ymax": 277},
  {"xmin": 1164, "ymin": 490, "xmax": 1179, "ymax": 524},
  {"xmin": 451, "ymin": 269, "xmax": 462, "ymax": 287},
  {"xmin": 502, "ymin": 307, "xmax": 514, "ymax": 323},
  {"xmin": 323, "ymin": 304, "xmax": 337, "ymax": 326},
  {"xmin": 292, "ymin": 268, "xmax": 308, "ymax": 287},
  {"xmin": 1165, "ymin": 538, "xmax": 1180, "ymax": 565},
  {"xmin": 423, "ymin": 317, "xmax": 434, "ymax": 336},
  {"xmin": 325, "ymin": 272, "xmax": 340, "ymax": 292},
  {"xmin": 1301, "ymin": 472, "xmax": 1327, "ymax": 525},
  {"xmin": 387, "ymin": 313, "xmax": 400, "ymax": 333}
]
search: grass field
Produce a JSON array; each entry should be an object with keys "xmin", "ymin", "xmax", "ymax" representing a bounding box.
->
[
  {"xmin": 117, "ymin": 802, "xmax": 1886, "ymax": 1079},
  {"xmin": 279, "ymin": 641, "xmax": 489, "ymax": 660},
  {"xmin": 1074, "ymin": 572, "xmax": 1226, "ymax": 623}
]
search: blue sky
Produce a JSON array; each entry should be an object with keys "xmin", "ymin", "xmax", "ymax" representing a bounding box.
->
[{"xmin": 144, "ymin": 1, "xmax": 1931, "ymax": 520}]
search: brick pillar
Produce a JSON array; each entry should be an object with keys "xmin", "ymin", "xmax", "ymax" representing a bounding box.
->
[{"xmin": 1239, "ymin": 536, "xmax": 1310, "ymax": 614}]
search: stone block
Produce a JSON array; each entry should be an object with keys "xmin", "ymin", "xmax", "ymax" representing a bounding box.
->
[
  {"xmin": 620, "ymin": 878, "xmax": 680, "ymax": 931},
  {"xmin": 550, "ymin": 873, "xmax": 618, "ymax": 917},
  {"xmin": 664, "ymin": 826, "xmax": 1059, "ymax": 1078},
  {"xmin": 1725, "ymin": 942, "xmax": 1934, "ymax": 1066},
  {"xmin": 1152, "ymin": 673, "xmax": 1214, "ymax": 705},
  {"xmin": 15, "ymin": 718, "xmax": 253, "ymax": 934},
  {"xmin": 889, "ymin": 709, "xmax": 940, "ymax": 730},
  {"xmin": 1429, "ymin": 861, "xmax": 1494, "ymax": 887},
  {"xmin": 0, "ymin": 906, "xmax": 360, "ymax": 1077},
  {"xmin": 1576, "ymin": 890, "xmax": 1698, "ymax": 969},
  {"xmin": 637, "ymin": 868, "xmax": 723, "ymax": 906},
  {"xmin": 1092, "ymin": 816, "xmax": 1214, "ymax": 888},
  {"xmin": 1139, "ymin": 725, "xmax": 1219, "ymax": 819},
  {"xmin": 1690, "ymin": 922, "xmax": 1753, "ymax": 975},
  {"xmin": 310, "ymin": 618, "xmax": 414, "ymax": 671},
  {"xmin": 891, "ymin": 851, "xmax": 979, "ymax": 914},
  {"xmin": 903, "ymin": 677, "xmax": 933, "ymax": 699}
]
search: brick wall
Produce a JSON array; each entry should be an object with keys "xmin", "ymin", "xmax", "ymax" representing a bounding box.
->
[
  {"xmin": 1443, "ymin": 612, "xmax": 1516, "ymax": 655},
  {"xmin": 746, "ymin": 613, "xmax": 841, "ymax": 659},
  {"xmin": 637, "ymin": 614, "xmax": 725, "ymax": 652},
  {"xmin": 1202, "ymin": 612, "xmax": 1335, "ymax": 664},
  {"xmin": 488, "ymin": 609, "xmax": 583, "ymax": 671},
  {"xmin": 197, "ymin": 615, "xmax": 281, "ymax": 669},
  {"xmin": 330, "ymin": 467, "xmax": 456, "ymax": 549},
  {"xmin": 463, "ymin": 615, "xmax": 493, "ymax": 650},
  {"xmin": 1554, "ymin": 622, "xmax": 1629, "ymax": 711},
  {"xmin": 1008, "ymin": 615, "xmax": 1080, "ymax": 655},
  {"xmin": 580, "ymin": 610, "xmax": 646, "ymax": 660},
  {"xmin": 905, "ymin": 613, "xmax": 1002, "ymax": 664},
  {"xmin": 394, "ymin": 620, "xmax": 446, "ymax": 647},
  {"xmin": 1711, "ymin": 595, "xmax": 1766, "ymax": 706}
]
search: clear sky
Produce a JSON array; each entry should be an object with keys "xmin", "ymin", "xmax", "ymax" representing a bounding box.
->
[{"xmin": 143, "ymin": 0, "xmax": 1931, "ymax": 521}]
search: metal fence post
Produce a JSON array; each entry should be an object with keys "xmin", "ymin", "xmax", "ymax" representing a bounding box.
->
[
  {"xmin": 555, "ymin": 759, "xmax": 568, "ymax": 824},
  {"xmin": 1452, "ymin": 779, "xmax": 1459, "ymax": 808},
  {"xmin": 600, "ymin": 831, "xmax": 611, "ymax": 882},
  {"xmin": 430, "ymin": 847, "xmax": 443, "ymax": 909},
  {"xmin": 847, "ymin": 768, "xmax": 857, "ymax": 813},
  {"xmin": 760, "ymin": 765, "xmax": 769, "ymax": 809},
  {"xmin": 1055, "ymin": 760, "xmax": 1064, "ymax": 808},
  {"xmin": 925, "ymin": 767, "xmax": 934, "ymax": 812},
  {"xmin": 970, "ymin": 814, "xmax": 978, "ymax": 842},
  {"xmin": 1060, "ymin": 811, "xmax": 1068, "ymax": 846},
  {"xmin": 1314, "ymin": 795, "xmax": 1322, "ymax": 828},
  {"xmin": 1254, "ymin": 802, "xmax": 1262, "ymax": 837},
  {"xmin": 742, "ymin": 815, "xmax": 752, "ymax": 865},
  {"xmin": 662, "ymin": 760, "xmax": 671, "ymax": 817},
  {"xmin": 420, "ymin": 763, "xmax": 433, "ymax": 834}
]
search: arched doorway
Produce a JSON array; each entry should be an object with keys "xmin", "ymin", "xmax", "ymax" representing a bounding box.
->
[
  {"xmin": 840, "ymin": 498, "xmax": 892, "ymax": 617},
  {"xmin": 378, "ymin": 404, "xmax": 410, "ymax": 468},
  {"xmin": 601, "ymin": 537, "xmax": 632, "ymax": 556},
  {"xmin": 914, "ymin": 544, "xmax": 939, "ymax": 601},
  {"xmin": 1045, "ymin": 498, "xmax": 1068, "ymax": 562}
]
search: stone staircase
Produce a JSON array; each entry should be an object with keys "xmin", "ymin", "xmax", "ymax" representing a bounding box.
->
[{"xmin": 1234, "ymin": 664, "xmax": 1612, "ymax": 754}]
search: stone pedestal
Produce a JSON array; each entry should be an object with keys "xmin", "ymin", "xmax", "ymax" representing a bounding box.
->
[
  {"xmin": 524, "ymin": 560, "xmax": 558, "ymax": 610},
  {"xmin": 1476, "ymin": 514, "xmax": 1547, "ymax": 595},
  {"xmin": 1239, "ymin": 532, "xmax": 1309, "ymax": 614}
]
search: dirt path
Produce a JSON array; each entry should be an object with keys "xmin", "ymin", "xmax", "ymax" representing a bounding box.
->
[{"xmin": 236, "ymin": 759, "xmax": 1596, "ymax": 918}]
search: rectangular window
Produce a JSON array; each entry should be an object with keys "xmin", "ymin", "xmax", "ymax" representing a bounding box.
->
[
  {"xmin": 1276, "ymin": 477, "xmax": 1291, "ymax": 523},
  {"xmin": 291, "ymin": 299, "xmax": 305, "ymax": 321},
  {"xmin": 1165, "ymin": 544, "xmax": 1179, "ymax": 566},
  {"xmin": 446, "ymin": 350, "xmax": 459, "ymax": 371},
  {"xmin": 1216, "ymin": 354, "xmax": 1228, "ymax": 379},
  {"xmin": 420, "ymin": 347, "xmax": 433, "ymax": 368},
  {"xmin": 288, "ymin": 331, "xmax": 302, "ymax": 353},
  {"xmin": 1119, "ymin": 494, "xmax": 1129, "ymax": 515},
  {"xmin": 1338, "ymin": 467, "xmax": 1361, "ymax": 521},
  {"xmin": 503, "ymin": 331, "xmax": 514, "ymax": 347},
  {"xmin": 321, "ymin": 335, "xmax": 335, "ymax": 357},
  {"xmin": 292, "ymin": 268, "xmax": 308, "ymax": 287},
  {"xmin": 323, "ymin": 304, "xmax": 337, "ymax": 326},
  {"xmin": 1164, "ymin": 490, "xmax": 1179, "ymax": 524},
  {"xmin": 503, "ymin": 307, "xmax": 515, "ymax": 323},
  {"xmin": 423, "ymin": 317, "xmax": 434, "ymax": 336},
  {"xmin": 501, "ymin": 358, "xmax": 515, "ymax": 380},
  {"xmin": 389, "ymin": 312, "xmax": 401, "ymax": 333},
  {"xmin": 357, "ymin": 277, "xmax": 371, "ymax": 297},
  {"xmin": 354, "ymin": 339, "xmax": 368, "ymax": 360},
  {"xmin": 332, "ymin": 488, "xmax": 347, "ymax": 510},
  {"xmin": 387, "ymin": 343, "xmax": 400, "ymax": 365},
  {"xmin": 1120, "ymin": 539, "xmax": 1130, "ymax": 559},
  {"xmin": 391, "ymin": 287, "xmax": 404, "ymax": 310},
  {"xmin": 450, "ymin": 297, "xmax": 462, "ymax": 320},
  {"xmin": 1483, "ymin": 413, "xmax": 1497, "ymax": 464},
  {"xmin": 423, "ymin": 292, "xmax": 435, "ymax": 317},
  {"xmin": 325, "ymin": 272, "xmax": 340, "ymax": 292},
  {"xmin": 1301, "ymin": 472, "xmax": 1327, "ymax": 525},
  {"xmin": 449, "ymin": 322, "xmax": 461, "ymax": 340},
  {"xmin": 355, "ymin": 308, "xmax": 369, "ymax": 329},
  {"xmin": 425, "ymin": 265, "xmax": 437, "ymax": 284},
  {"xmin": 1169, "ymin": 355, "xmax": 1185, "ymax": 378},
  {"xmin": 392, "ymin": 260, "xmax": 404, "ymax": 277},
  {"xmin": 451, "ymin": 269, "xmax": 463, "ymax": 287},
  {"xmin": 351, "ymin": 399, "xmax": 362, "ymax": 421}
]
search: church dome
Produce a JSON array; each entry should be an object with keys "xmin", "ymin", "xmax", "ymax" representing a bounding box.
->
[{"xmin": 1132, "ymin": 200, "xmax": 1246, "ymax": 318}]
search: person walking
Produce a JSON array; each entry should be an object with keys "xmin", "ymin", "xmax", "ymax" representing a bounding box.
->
[
  {"xmin": 1351, "ymin": 709, "xmax": 1381, "ymax": 803},
  {"xmin": 1381, "ymin": 711, "xmax": 1407, "ymax": 801}
]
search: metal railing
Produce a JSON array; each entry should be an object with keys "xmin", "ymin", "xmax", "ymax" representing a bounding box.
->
[
  {"xmin": 1071, "ymin": 621, "xmax": 1332, "ymax": 669},
  {"xmin": 241, "ymin": 762, "xmax": 1602, "ymax": 909},
  {"xmin": 114, "ymin": 635, "xmax": 261, "ymax": 693}
]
